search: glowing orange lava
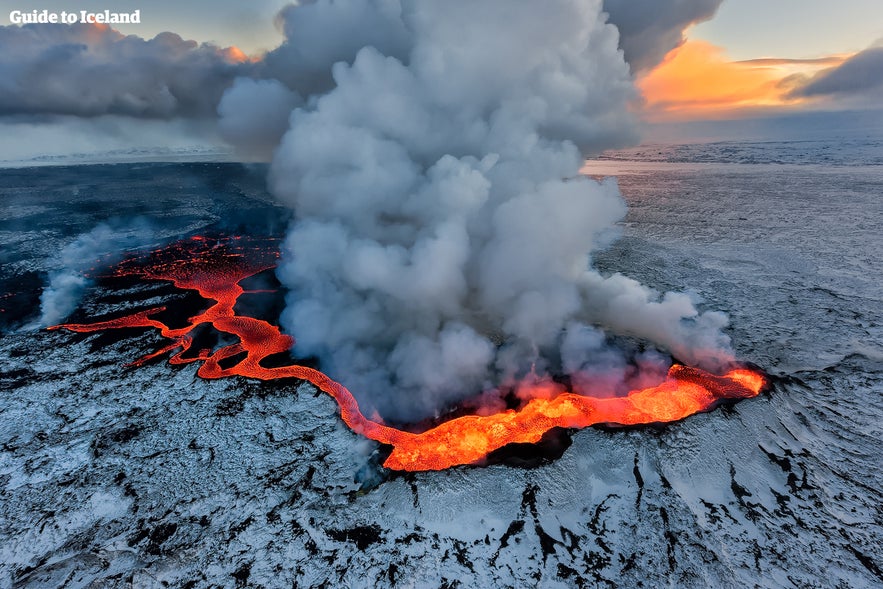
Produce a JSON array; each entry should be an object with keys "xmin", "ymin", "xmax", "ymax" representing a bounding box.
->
[{"xmin": 50, "ymin": 236, "xmax": 767, "ymax": 472}]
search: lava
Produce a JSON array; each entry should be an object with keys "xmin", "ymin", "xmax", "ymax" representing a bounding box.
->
[{"xmin": 51, "ymin": 236, "xmax": 767, "ymax": 472}]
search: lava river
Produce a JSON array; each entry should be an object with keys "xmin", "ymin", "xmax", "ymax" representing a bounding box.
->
[{"xmin": 50, "ymin": 236, "xmax": 767, "ymax": 472}]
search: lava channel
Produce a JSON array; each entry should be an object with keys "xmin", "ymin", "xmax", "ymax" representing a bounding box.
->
[{"xmin": 50, "ymin": 236, "xmax": 768, "ymax": 472}]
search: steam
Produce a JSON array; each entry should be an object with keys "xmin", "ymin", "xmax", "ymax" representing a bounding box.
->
[
  {"xmin": 214, "ymin": 0, "xmax": 737, "ymax": 422},
  {"xmin": 36, "ymin": 222, "xmax": 154, "ymax": 328},
  {"xmin": 217, "ymin": 78, "xmax": 302, "ymax": 160}
]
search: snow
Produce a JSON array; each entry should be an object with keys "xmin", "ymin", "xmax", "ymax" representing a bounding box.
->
[{"xmin": 1, "ymin": 158, "xmax": 881, "ymax": 587}]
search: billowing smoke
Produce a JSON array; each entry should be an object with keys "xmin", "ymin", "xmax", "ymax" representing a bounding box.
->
[
  {"xmin": 215, "ymin": 0, "xmax": 726, "ymax": 156},
  {"xmin": 0, "ymin": 23, "xmax": 250, "ymax": 118},
  {"xmin": 215, "ymin": 0, "xmax": 737, "ymax": 422},
  {"xmin": 217, "ymin": 78, "xmax": 303, "ymax": 160},
  {"xmin": 603, "ymin": 0, "xmax": 724, "ymax": 72},
  {"xmin": 36, "ymin": 221, "xmax": 154, "ymax": 328}
]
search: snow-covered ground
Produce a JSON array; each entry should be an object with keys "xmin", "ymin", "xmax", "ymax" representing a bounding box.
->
[{"xmin": 1, "ymin": 158, "xmax": 881, "ymax": 587}]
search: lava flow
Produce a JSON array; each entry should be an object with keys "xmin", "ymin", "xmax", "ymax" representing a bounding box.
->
[{"xmin": 50, "ymin": 236, "xmax": 767, "ymax": 472}]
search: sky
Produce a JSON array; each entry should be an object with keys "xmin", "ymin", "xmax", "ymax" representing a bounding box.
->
[
  {"xmin": 5, "ymin": 0, "xmax": 881, "ymax": 60},
  {"xmin": 0, "ymin": 0, "xmax": 881, "ymax": 159},
  {"xmin": 635, "ymin": 0, "xmax": 883, "ymax": 122},
  {"xmin": 691, "ymin": 0, "xmax": 883, "ymax": 60}
]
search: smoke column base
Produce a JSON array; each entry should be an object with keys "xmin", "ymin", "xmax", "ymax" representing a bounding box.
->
[{"xmin": 51, "ymin": 237, "xmax": 766, "ymax": 472}]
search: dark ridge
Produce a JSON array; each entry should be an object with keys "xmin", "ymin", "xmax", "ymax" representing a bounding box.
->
[
  {"xmin": 217, "ymin": 351, "xmax": 248, "ymax": 371},
  {"xmin": 839, "ymin": 530, "xmax": 883, "ymax": 582},
  {"xmin": 481, "ymin": 427, "xmax": 573, "ymax": 469},
  {"xmin": 0, "ymin": 271, "xmax": 43, "ymax": 331},
  {"xmin": 557, "ymin": 563, "xmax": 588, "ymax": 589},
  {"xmin": 659, "ymin": 507, "xmax": 677, "ymax": 572},
  {"xmin": 234, "ymin": 267, "xmax": 287, "ymax": 321},
  {"xmin": 146, "ymin": 522, "xmax": 178, "ymax": 555},
  {"xmin": 489, "ymin": 519, "xmax": 526, "ymax": 567},
  {"xmin": 144, "ymin": 293, "xmax": 210, "ymax": 331},
  {"xmin": 633, "ymin": 453, "xmax": 644, "ymax": 508},
  {"xmin": 535, "ymin": 522, "xmax": 562, "ymax": 564},
  {"xmin": 258, "ymin": 351, "xmax": 321, "ymax": 371},
  {"xmin": 0, "ymin": 368, "xmax": 37, "ymax": 392},
  {"xmin": 325, "ymin": 524, "xmax": 383, "ymax": 551},
  {"xmin": 91, "ymin": 424, "xmax": 142, "ymax": 457},
  {"xmin": 176, "ymin": 323, "xmax": 233, "ymax": 361},
  {"xmin": 232, "ymin": 563, "xmax": 251, "ymax": 588}
]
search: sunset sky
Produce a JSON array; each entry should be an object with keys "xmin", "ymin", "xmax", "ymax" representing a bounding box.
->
[
  {"xmin": 12, "ymin": 0, "xmax": 877, "ymax": 123},
  {"xmin": 14, "ymin": 0, "xmax": 880, "ymax": 63},
  {"xmin": 638, "ymin": 0, "xmax": 881, "ymax": 122},
  {"xmin": 0, "ymin": 0, "xmax": 880, "ymax": 160}
]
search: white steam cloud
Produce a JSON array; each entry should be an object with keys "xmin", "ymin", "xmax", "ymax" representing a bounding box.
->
[
  {"xmin": 36, "ymin": 222, "xmax": 155, "ymax": 328},
  {"xmin": 215, "ymin": 0, "xmax": 737, "ymax": 422}
]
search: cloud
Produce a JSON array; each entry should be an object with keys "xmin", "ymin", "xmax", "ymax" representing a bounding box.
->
[
  {"xmin": 602, "ymin": 0, "xmax": 723, "ymax": 72},
  {"xmin": 635, "ymin": 40, "xmax": 856, "ymax": 121},
  {"xmin": 261, "ymin": 0, "xmax": 411, "ymax": 96},
  {"xmin": 0, "ymin": 1, "xmax": 746, "ymax": 421},
  {"xmin": 736, "ymin": 56, "xmax": 846, "ymax": 67},
  {"xmin": 0, "ymin": 0, "xmax": 731, "ymax": 131},
  {"xmin": 790, "ymin": 46, "xmax": 883, "ymax": 101},
  {"xmin": 258, "ymin": 0, "xmax": 734, "ymax": 422},
  {"xmin": 0, "ymin": 23, "xmax": 251, "ymax": 118},
  {"xmin": 638, "ymin": 40, "xmax": 792, "ymax": 120}
]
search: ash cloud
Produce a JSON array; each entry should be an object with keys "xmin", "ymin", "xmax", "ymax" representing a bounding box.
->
[
  {"xmin": 0, "ymin": 23, "xmax": 251, "ymax": 118},
  {"xmin": 602, "ymin": 0, "xmax": 724, "ymax": 72},
  {"xmin": 241, "ymin": 0, "xmax": 737, "ymax": 422},
  {"xmin": 36, "ymin": 221, "xmax": 155, "ymax": 328}
]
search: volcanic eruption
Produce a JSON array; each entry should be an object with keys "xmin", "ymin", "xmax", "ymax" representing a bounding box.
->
[
  {"xmin": 45, "ymin": 0, "xmax": 772, "ymax": 473},
  {"xmin": 215, "ymin": 0, "xmax": 744, "ymax": 423},
  {"xmin": 51, "ymin": 236, "xmax": 766, "ymax": 472}
]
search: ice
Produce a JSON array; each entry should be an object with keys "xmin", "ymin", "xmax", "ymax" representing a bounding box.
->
[{"xmin": 1, "ymin": 159, "xmax": 882, "ymax": 587}]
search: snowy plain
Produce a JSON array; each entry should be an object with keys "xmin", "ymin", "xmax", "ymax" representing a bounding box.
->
[{"xmin": 0, "ymin": 145, "xmax": 881, "ymax": 587}]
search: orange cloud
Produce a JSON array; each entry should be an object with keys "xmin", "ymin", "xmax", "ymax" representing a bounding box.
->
[
  {"xmin": 221, "ymin": 46, "xmax": 253, "ymax": 64},
  {"xmin": 638, "ymin": 40, "xmax": 848, "ymax": 121}
]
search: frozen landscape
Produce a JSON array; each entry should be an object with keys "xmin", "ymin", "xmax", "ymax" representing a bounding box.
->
[{"xmin": 0, "ymin": 140, "xmax": 881, "ymax": 587}]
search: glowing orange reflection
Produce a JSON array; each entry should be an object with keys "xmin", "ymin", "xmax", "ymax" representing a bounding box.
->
[{"xmin": 51, "ymin": 237, "xmax": 767, "ymax": 471}]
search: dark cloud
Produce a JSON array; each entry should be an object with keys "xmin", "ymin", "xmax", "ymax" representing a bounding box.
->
[
  {"xmin": 0, "ymin": 1, "xmax": 724, "ymax": 123},
  {"xmin": 602, "ymin": 0, "xmax": 724, "ymax": 72},
  {"xmin": 790, "ymin": 46, "xmax": 883, "ymax": 99},
  {"xmin": 736, "ymin": 56, "xmax": 845, "ymax": 67},
  {"xmin": 0, "ymin": 24, "xmax": 252, "ymax": 118},
  {"xmin": 261, "ymin": 0, "xmax": 411, "ymax": 95}
]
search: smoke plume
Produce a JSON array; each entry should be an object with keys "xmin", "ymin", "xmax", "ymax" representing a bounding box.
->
[
  {"xmin": 602, "ymin": 0, "xmax": 724, "ymax": 72},
  {"xmin": 216, "ymin": 0, "xmax": 737, "ymax": 422},
  {"xmin": 37, "ymin": 221, "xmax": 154, "ymax": 328}
]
